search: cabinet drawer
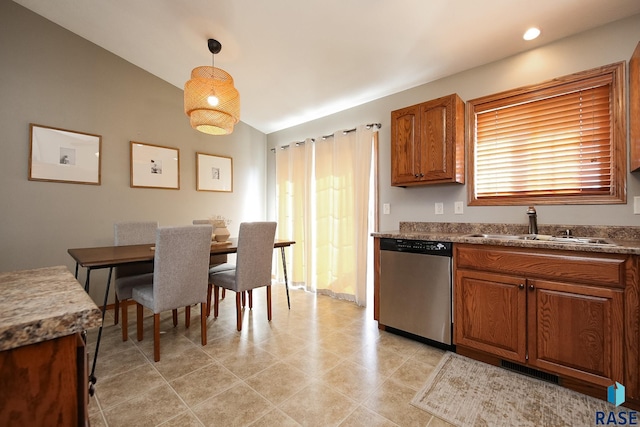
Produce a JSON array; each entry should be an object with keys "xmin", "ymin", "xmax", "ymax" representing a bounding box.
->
[{"xmin": 454, "ymin": 244, "xmax": 627, "ymax": 288}]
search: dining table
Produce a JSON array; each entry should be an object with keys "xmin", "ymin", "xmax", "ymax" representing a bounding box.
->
[{"xmin": 67, "ymin": 238, "xmax": 295, "ymax": 394}]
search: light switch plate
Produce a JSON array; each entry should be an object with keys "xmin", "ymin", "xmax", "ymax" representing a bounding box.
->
[
  {"xmin": 383, "ymin": 203, "xmax": 390, "ymax": 215},
  {"xmin": 435, "ymin": 202, "xmax": 444, "ymax": 215},
  {"xmin": 454, "ymin": 201, "xmax": 464, "ymax": 214},
  {"xmin": 634, "ymin": 196, "xmax": 640, "ymax": 214}
]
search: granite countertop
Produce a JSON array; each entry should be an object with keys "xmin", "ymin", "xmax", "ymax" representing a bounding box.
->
[
  {"xmin": 372, "ymin": 222, "xmax": 640, "ymax": 255},
  {"xmin": 0, "ymin": 265, "xmax": 102, "ymax": 352}
]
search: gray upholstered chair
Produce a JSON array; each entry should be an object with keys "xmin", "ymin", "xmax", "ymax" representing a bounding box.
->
[
  {"xmin": 131, "ymin": 224, "xmax": 212, "ymax": 362},
  {"xmin": 210, "ymin": 222, "xmax": 277, "ymax": 331},
  {"xmin": 193, "ymin": 219, "xmax": 234, "ymax": 315},
  {"xmin": 113, "ymin": 220, "xmax": 158, "ymax": 341}
]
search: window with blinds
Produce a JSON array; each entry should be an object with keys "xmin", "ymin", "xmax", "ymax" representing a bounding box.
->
[{"xmin": 468, "ymin": 62, "xmax": 626, "ymax": 205}]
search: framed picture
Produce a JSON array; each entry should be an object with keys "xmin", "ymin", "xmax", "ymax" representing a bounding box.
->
[
  {"xmin": 29, "ymin": 123, "xmax": 102, "ymax": 185},
  {"xmin": 196, "ymin": 152, "xmax": 233, "ymax": 192},
  {"xmin": 130, "ymin": 141, "xmax": 180, "ymax": 189}
]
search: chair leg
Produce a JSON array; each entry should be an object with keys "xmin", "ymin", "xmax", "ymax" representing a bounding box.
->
[
  {"xmin": 207, "ymin": 283, "xmax": 212, "ymax": 317},
  {"xmin": 153, "ymin": 313, "xmax": 161, "ymax": 362},
  {"xmin": 248, "ymin": 290, "xmax": 253, "ymax": 309},
  {"xmin": 235, "ymin": 292, "xmax": 243, "ymax": 331},
  {"xmin": 172, "ymin": 309, "xmax": 178, "ymax": 327},
  {"xmin": 114, "ymin": 295, "xmax": 120, "ymax": 325},
  {"xmin": 214, "ymin": 285, "xmax": 220, "ymax": 318},
  {"xmin": 136, "ymin": 303, "xmax": 144, "ymax": 341},
  {"xmin": 241, "ymin": 291, "xmax": 246, "ymax": 307},
  {"xmin": 185, "ymin": 305, "xmax": 191, "ymax": 328},
  {"xmin": 267, "ymin": 285, "xmax": 272, "ymax": 321},
  {"xmin": 221, "ymin": 288, "xmax": 226, "ymax": 300},
  {"xmin": 201, "ymin": 302, "xmax": 207, "ymax": 346},
  {"xmin": 121, "ymin": 299, "xmax": 129, "ymax": 342}
]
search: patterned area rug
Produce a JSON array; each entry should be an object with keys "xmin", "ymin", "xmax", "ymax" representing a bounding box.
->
[{"xmin": 411, "ymin": 352, "xmax": 626, "ymax": 427}]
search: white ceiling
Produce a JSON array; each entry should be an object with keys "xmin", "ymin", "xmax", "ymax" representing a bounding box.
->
[{"xmin": 13, "ymin": 0, "xmax": 640, "ymax": 134}]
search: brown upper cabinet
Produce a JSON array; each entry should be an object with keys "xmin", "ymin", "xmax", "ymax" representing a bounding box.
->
[
  {"xmin": 391, "ymin": 93, "xmax": 465, "ymax": 186},
  {"xmin": 630, "ymin": 41, "xmax": 640, "ymax": 172}
]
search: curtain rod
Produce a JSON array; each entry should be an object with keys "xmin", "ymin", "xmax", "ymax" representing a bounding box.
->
[{"xmin": 271, "ymin": 123, "xmax": 381, "ymax": 152}]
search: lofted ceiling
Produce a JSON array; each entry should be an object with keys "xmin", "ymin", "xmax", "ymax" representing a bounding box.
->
[{"xmin": 13, "ymin": 0, "xmax": 640, "ymax": 134}]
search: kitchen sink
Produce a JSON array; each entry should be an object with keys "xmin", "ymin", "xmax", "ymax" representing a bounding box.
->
[
  {"xmin": 550, "ymin": 235, "xmax": 616, "ymax": 245},
  {"xmin": 463, "ymin": 233, "xmax": 617, "ymax": 245},
  {"xmin": 463, "ymin": 233, "xmax": 534, "ymax": 240}
]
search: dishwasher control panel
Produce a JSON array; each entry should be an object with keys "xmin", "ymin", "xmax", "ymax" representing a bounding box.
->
[{"xmin": 380, "ymin": 238, "xmax": 452, "ymax": 256}]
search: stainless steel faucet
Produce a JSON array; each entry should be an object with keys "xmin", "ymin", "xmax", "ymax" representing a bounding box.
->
[{"xmin": 527, "ymin": 206, "xmax": 538, "ymax": 234}]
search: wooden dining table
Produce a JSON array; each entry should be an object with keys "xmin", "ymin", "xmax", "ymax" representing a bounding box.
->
[
  {"xmin": 68, "ymin": 238, "xmax": 294, "ymax": 302},
  {"xmin": 67, "ymin": 238, "xmax": 295, "ymax": 393}
]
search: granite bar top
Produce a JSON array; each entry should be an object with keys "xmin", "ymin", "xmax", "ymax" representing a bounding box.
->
[
  {"xmin": 372, "ymin": 222, "xmax": 640, "ymax": 255},
  {"xmin": 0, "ymin": 265, "xmax": 102, "ymax": 352}
]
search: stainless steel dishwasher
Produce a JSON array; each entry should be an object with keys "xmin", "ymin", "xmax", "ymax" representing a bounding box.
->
[{"xmin": 379, "ymin": 238, "xmax": 453, "ymax": 347}]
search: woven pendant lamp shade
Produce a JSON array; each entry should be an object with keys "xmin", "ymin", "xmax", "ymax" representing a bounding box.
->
[{"xmin": 184, "ymin": 66, "xmax": 240, "ymax": 135}]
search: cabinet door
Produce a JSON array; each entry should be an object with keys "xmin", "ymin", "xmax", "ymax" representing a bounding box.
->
[
  {"xmin": 527, "ymin": 279, "xmax": 624, "ymax": 387},
  {"xmin": 630, "ymin": 41, "xmax": 640, "ymax": 172},
  {"xmin": 0, "ymin": 334, "xmax": 80, "ymax": 426},
  {"xmin": 391, "ymin": 105, "xmax": 421, "ymax": 185},
  {"xmin": 419, "ymin": 97, "xmax": 450, "ymax": 181},
  {"xmin": 455, "ymin": 269, "xmax": 527, "ymax": 362}
]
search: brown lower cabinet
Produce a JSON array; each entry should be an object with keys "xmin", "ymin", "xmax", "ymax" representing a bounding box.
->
[
  {"xmin": 0, "ymin": 332, "xmax": 88, "ymax": 426},
  {"xmin": 454, "ymin": 244, "xmax": 639, "ymax": 410}
]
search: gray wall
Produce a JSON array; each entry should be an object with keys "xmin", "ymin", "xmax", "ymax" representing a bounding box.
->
[
  {"xmin": 267, "ymin": 14, "xmax": 640, "ymax": 231},
  {"xmin": 3, "ymin": 1, "xmax": 640, "ymax": 305},
  {"xmin": 0, "ymin": 1, "xmax": 268, "ymax": 304}
]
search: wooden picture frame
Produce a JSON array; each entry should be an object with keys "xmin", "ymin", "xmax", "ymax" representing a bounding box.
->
[
  {"xmin": 29, "ymin": 123, "xmax": 102, "ymax": 185},
  {"xmin": 130, "ymin": 141, "xmax": 180, "ymax": 189},
  {"xmin": 196, "ymin": 152, "xmax": 233, "ymax": 192}
]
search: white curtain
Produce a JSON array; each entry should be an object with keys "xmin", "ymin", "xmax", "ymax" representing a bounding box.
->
[{"xmin": 275, "ymin": 125, "xmax": 376, "ymax": 306}]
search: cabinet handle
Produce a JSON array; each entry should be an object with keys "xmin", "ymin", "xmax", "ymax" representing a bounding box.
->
[
  {"xmin": 519, "ymin": 284, "xmax": 524, "ymax": 290},
  {"xmin": 420, "ymin": 173, "xmax": 424, "ymax": 177},
  {"xmin": 529, "ymin": 284, "xmax": 535, "ymax": 291},
  {"xmin": 414, "ymin": 174, "xmax": 419, "ymax": 178}
]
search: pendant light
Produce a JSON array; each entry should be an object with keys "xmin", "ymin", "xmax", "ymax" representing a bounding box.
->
[{"xmin": 184, "ymin": 39, "xmax": 240, "ymax": 135}]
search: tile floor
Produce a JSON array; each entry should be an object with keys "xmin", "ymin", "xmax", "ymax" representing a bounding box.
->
[{"xmin": 86, "ymin": 285, "xmax": 454, "ymax": 427}]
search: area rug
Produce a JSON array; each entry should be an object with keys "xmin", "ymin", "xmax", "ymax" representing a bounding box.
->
[{"xmin": 411, "ymin": 352, "xmax": 627, "ymax": 427}]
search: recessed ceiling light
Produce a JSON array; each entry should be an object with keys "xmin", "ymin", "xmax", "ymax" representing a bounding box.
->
[{"xmin": 523, "ymin": 27, "xmax": 541, "ymax": 41}]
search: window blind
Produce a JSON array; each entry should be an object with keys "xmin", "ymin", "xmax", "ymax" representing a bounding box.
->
[
  {"xmin": 468, "ymin": 62, "xmax": 626, "ymax": 205},
  {"xmin": 475, "ymin": 85, "xmax": 611, "ymax": 198}
]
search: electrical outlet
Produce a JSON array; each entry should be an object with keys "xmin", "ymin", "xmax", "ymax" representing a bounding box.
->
[
  {"xmin": 454, "ymin": 201, "xmax": 464, "ymax": 214},
  {"xmin": 383, "ymin": 203, "xmax": 390, "ymax": 215},
  {"xmin": 634, "ymin": 196, "xmax": 640, "ymax": 214},
  {"xmin": 435, "ymin": 202, "xmax": 444, "ymax": 215}
]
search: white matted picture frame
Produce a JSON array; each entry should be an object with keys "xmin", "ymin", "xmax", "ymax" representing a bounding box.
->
[
  {"xmin": 130, "ymin": 141, "xmax": 180, "ymax": 189},
  {"xmin": 29, "ymin": 123, "xmax": 102, "ymax": 185},
  {"xmin": 196, "ymin": 152, "xmax": 233, "ymax": 192}
]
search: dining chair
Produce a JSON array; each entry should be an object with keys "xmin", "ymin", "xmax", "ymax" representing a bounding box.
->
[
  {"xmin": 209, "ymin": 221, "xmax": 277, "ymax": 331},
  {"xmin": 131, "ymin": 224, "xmax": 212, "ymax": 362},
  {"xmin": 113, "ymin": 220, "xmax": 158, "ymax": 341},
  {"xmin": 193, "ymin": 219, "xmax": 234, "ymax": 315}
]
